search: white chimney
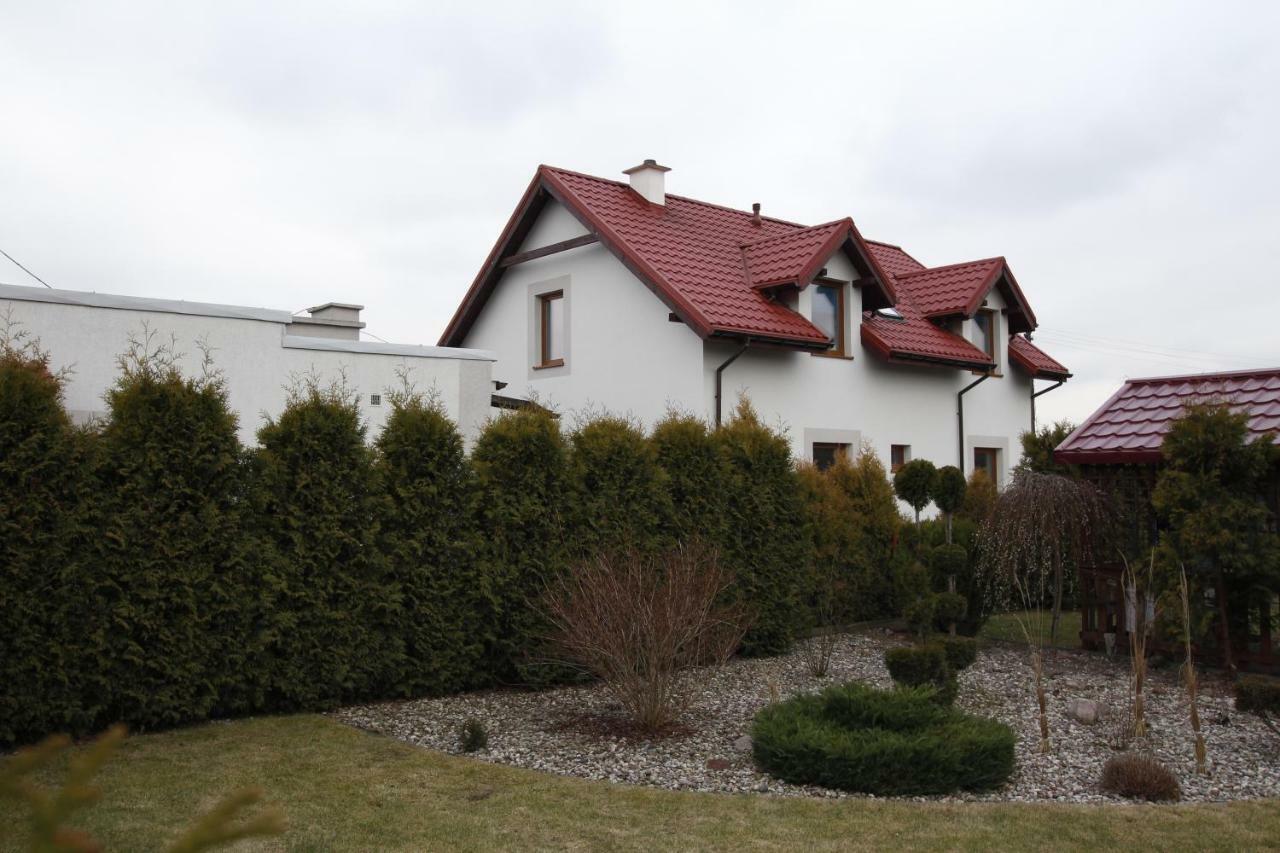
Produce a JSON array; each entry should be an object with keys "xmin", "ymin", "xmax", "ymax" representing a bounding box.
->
[{"xmin": 623, "ymin": 159, "xmax": 671, "ymax": 206}]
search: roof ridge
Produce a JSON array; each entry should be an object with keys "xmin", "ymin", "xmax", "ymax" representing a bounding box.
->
[
  {"xmin": 1124, "ymin": 366, "xmax": 1280, "ymax": 385},
  {"xmin": 539, "ymin": 164, "xmax": 812, "ymax": 228},
  {"xmin": 896, "ymin": 256, "xmax": 1005, "ymax": 278},
  {"xmin": 739, "ymin": 218, "xmax": 850, "ymax": 248}
]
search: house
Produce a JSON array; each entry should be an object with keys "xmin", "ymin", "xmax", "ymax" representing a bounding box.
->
[
  {"xmin": 441, "ymin": 160, "xmax": 1069, "ymax": 483},
  {"xmin": 1055, "ymin": 367, "xmax": 1280, "ymax": 670},
  {"xmin": 0, "ymin": 283, "xmax": 495, "ymax": 446}
]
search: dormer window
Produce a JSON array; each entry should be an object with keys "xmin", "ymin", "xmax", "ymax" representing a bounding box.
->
[{"xmin": 811, "ymin": 283, "xmax": 846, "ymax": 356}]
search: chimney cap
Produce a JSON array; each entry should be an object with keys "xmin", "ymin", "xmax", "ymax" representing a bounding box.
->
[{"xmin": 623, "ymin": 158, "xmax": 671, "ymax": 175}]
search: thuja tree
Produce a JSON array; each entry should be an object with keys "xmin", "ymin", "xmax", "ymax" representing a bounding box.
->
[
  {"xmin": 375, "ymin": 388, "xmax": 487, "ymax": 696},
  {"xmin": 253, "ymin": 376, "xmax": 398, "ymax": 708},
  {"xmin": 0, "ymin": 323, "xmax": 97, "ymax": 746},
  {"xmin": 1152, "ymin": 403, "xmax": 1279, "ymax": 673},
  {"xmin": 716, "ymin": 399, "xmax": 807, "ymax": 656},
  {"xmin": 894, "ymin": 458, "xmax": 937, "ymax": 531},
  {"xmin": 564, "ymin": 413, "xmax": 673, "ymax": 558},
  {"xmin": 471, "ymin": 406, "xmax": 571, "ymax": 685},
  {"xmin": 977, "ymin": 469, "xmax": 1110, "ymax": 647},
  {"xmin": 651, "ymin": 411, "xmax": 728, "ymax": 548},
  {"xmin": 1020, "ymin": 420, "xmax": 1080, "ymax": 478},
  {"xmin": 93, "ymin": 331, "xmax": 255, "ymax": 729}
]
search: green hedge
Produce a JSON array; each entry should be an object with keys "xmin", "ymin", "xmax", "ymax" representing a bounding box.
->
[{"xmin": 752, "ymin": 682, "xmax": 1015, "ymax": 795}]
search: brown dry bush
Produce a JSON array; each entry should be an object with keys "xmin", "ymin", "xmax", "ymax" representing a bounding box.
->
[
  {"xmin": 542, "ymin": 543, "xmax": 751, "ymax": 733},
  {"xmin": 1099, "ymin": 752, "xmax": 1182, "ymax": 802}
]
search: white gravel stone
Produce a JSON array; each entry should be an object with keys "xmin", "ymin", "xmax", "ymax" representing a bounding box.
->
[{"xmin": 331, "ymin": 631, "xmax": 1280, "ymax": 803}]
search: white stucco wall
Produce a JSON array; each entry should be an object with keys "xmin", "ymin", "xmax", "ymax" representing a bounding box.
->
[
  {"xmin": 0, "ymin": 285, "xmax": 495, "ymax": 446},
  {"xmin": 461, "ymin": 199, "xmax": 704, "ymax": 424},
  {"xmin": 459, "ymin": 202, "xmax": 1036, "ymax": 488}
]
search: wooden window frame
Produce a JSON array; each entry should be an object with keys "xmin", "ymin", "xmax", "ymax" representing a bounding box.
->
[
  {"xmin": 890, "ymin": 444, "xmax": 910, "ymax": 473},
  {"xmin": 812, "ymin": 441, "xmax": 849, "ymax": 471},
  {"xmin": 973, "ymin": 446, "xmax": 999, "ymax": 486},
  {"xmin": 976, "ymin": 308, "xmax": 997, "ymax": 360},
  {"xmin": 535, "ymin": 290, "xmax": 565, "ymax": 369},
  {"xmin": 810, "ymin": 283, "xmax": 848, "ymax": 358}
]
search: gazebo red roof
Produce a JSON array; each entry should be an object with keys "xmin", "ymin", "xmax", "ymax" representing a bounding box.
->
[{"xmin": 1055, "ymin": 367, "xmax": 1280, "ymax": 465}]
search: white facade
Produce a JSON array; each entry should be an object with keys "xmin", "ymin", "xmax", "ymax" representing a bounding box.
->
[
  {"xmin": 0, "ymin": 284, "xmax": 495, "ymax": 447},
  {"xmin": 460, "ymin": 199, "xmax": 1034, "ymax": 485}
]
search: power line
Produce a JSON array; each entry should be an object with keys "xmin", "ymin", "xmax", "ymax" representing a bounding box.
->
[{"xmin": 0, "ymin": 247, "xmax": 53, "ymax": 289}]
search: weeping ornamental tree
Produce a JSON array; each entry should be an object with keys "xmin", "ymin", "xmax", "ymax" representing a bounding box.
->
[
  {"xmin": 1152, "ymin": 402, "xmax": 1279, "ymax": 674},
  {"xmin": 977, "ymin": 469, "xmax": 1110, "ymax": 646}
]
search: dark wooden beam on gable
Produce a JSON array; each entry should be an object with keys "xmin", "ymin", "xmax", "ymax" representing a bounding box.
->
[{"xmin": 498, "ymin": 233, "xmax": 600, "ymax": 268}]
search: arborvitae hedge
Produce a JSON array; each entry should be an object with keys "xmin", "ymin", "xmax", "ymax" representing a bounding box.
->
[
  {"xmin": 253, "ymin": 380, "xmax": 399, "ymax": 708},
  {"xmin": 471, "ymin": 407, "xmax": 570, "ymax": 685},
  {"xmin": 564, "ymin": 414, "xmax": 672, "ymax": 557},
  {"xmin": 0, "ymin": 343, "xmax": 96, "ymax": 744},
  {"xmin": 93, "ymin": 339, "xmax": 253, "ymax": 731},
  {"xmin": 375, "ymin": 392, "xmax": 487, "ymax": 696},
  {"xmin": 651, "ymin": 412, "xmax": 729, "ymax": 548},
  {"xmin": 717, "ymin": 400, "xmax": 807, "ymax": 656}
]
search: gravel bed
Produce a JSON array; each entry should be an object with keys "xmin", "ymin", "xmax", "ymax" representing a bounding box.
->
[{"xmin": 333, "ymin": 631, "xmax": 1280, "ymax": 803}]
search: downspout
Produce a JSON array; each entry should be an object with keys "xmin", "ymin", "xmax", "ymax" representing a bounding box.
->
[
  {"xmin": 957, "ymin": 373, "xmax": 991, "ymax": 474},
  {"xmin": 1030, "ymin": 379, "xmax": 1065, "ymax": 433},
  {"xmin": 714, "ymin": 338, "xmax": 751, "ymax": 428}
]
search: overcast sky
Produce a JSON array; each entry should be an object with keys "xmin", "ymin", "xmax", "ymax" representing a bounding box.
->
[{"xmin": 2, "ymin": 1, "xmax": 1277, "ymax": 425}]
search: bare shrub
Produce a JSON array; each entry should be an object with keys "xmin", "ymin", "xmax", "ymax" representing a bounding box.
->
[
  {"xmin": 1107, "ymin": 701, "xmax": 1136, "ymax": 752},
  {"xmin": 1121, "ymin": 551, "xmax": 1159, "ymax": 744},
  {"xmin": 1100, "ymin": 752, "xmax": 1182, "ymax": 802},
  {"xmin": 1178, "ymin": 564, "xmax": 1208, "ymax": 774},
  {"xmin": 542, "ymin": 543, "xmax": 751, "ymax": 732}
]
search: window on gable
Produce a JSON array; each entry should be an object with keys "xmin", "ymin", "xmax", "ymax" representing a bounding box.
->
[
  {"xmin": 974, "ymin": 446, "xmax": 999, "ymax": 486},
  {"xmin": 536, "ymin": 290, "xmax": 565, "ymax": 368},
  {"xmin": 811, "ymin": 283, "xmax": 846, "ymax": 356},
  {"xmin": 891, "ymin": 444, "xmax": 910, "ymax": 472},
  {"xmin": 812, "ymin": 442, "xmax": 849, "ymax": 472},
  {"xmin": 973, "ymin": 308, "xmax": 998, "ymax": 364}
]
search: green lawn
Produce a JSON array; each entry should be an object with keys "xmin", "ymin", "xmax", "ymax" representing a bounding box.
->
[
  {"xmin": 980, "ymin": 609, "xmax": 1084, "ymax": 650},
  {"xmin": 4, "ymin": 714, "xmax": 1279, "ymax": 852}
]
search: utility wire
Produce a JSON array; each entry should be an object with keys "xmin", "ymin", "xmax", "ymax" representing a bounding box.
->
[{"xmin": 0, "ymin": 247, "xmax": 53, "ymax": 288}]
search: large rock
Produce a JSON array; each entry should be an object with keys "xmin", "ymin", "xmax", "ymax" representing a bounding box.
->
[
  {"xmin": 1066, "ymin": 698, "xmax": 1104, "ymax": 725},
  {"xmin": 733, "ymin": 734, "xmax": 753, "ymax": 752}
]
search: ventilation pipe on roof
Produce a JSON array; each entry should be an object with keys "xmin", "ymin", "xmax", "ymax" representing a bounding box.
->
[
  {"xmin": 751, "ymin": 202, "xmax": 762, "ymax": 226},
  {"xmin": 623, "ymin": 159, "xmax": 671, "ymax": 206}
]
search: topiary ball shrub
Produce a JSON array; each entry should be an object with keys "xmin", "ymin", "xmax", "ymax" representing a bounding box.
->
[
  {"xmin": 885, "ymin": 645, "xmax": 956, "ymax": 704},
  {"xmin": 902, "ymin": 594, "xmax": 937, "ymax": 640},
  {"xmin": 939, "ymin": 637, "xmax": 978, "ymax": 672},
  {"xmin": 751, "ymin": 683, "xmax": 1015, "ymax": 795},
  {"xmin": 1099, "ymin": 753, "xmax": 1181, "ymax": 802},
  {"xmin": 933, "ymin": 591, "xmax": 967, "ymax": 627}
]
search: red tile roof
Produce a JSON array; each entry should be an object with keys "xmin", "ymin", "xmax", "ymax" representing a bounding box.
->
[
  {"xmin": 439, "ymin": 165, "xmax": 1061, "ymax": 373},
  {"xmin": 899, "ymin": 258, "xmax": 1005, "ymax": 317},
  {"xmin": 741, "ymin": 220, "xmax": 856, "ymax": 289},
  {"xmin": 1055, "ymin": 367, "xmax": 1280, "ymax": 465},
  {"xmin": 1009, "ymin": 334, "xmax": 1071, "ymax": 380}
]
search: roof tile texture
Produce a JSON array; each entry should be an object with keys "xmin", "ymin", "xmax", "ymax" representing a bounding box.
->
[{"xmin": 1056, "ymin": 368, "xmax": 1280, "ymax": 463}]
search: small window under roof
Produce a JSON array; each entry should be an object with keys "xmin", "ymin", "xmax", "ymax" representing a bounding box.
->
[{"xmin": 875, "ymin": 307, "xmax": 905, "ymax": 321}]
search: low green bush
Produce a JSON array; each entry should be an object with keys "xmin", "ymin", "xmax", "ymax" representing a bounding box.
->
[
  {"xmin": 1235, "ymin": 676, "xmax": 1280, "ymax": 734},
  {"xmin": 885, "ymin": 645, "xmax": 955, "ymax": 704},
  {"xmin": 939, "ymin": 637, "xmax": 978, "ymax": 672},
  {"xmin": 902, "ymin": 594, "xmax": 936, "ymax": 640},
  {"xmin": 752, "ymin": 682, "xmax": 1015, "ymax": 795}
]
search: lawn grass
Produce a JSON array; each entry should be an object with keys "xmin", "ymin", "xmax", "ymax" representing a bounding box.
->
[
  {"xmin": 4, "ymin": 714, "xmax": 1279, "ymax": 851},
  {"xmin": 980, "ymin": 609, "xmax": 1084, "ymax": 650}
]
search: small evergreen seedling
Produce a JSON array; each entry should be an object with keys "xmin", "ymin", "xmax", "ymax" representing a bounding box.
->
[{"xmin": 459, "ymin": 718, "xmax": 488, "ymax": 753}]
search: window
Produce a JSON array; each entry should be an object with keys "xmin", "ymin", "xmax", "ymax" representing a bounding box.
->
[
  {"xmin": 972, "ymin": 308, "xmax": 997, "ymax": 363},
  {"xmin": 536, "ymin": 290, "xmax": 564, "ymax": 368},
  {"xmin": 812, "ymin": 442, "xmax": 849, "ymax": 471},
  {"xmin": 890, "ymin": 444, "xmax": 910, "ymax": 472},
  {"xmin": 973, "ymin": 447, "xmax": 999, "ymax": 486},
  {"xmin": 369, "ymin": 394, "xmax": 382, "ymax": 407},
  {"xmin": 811, "ymin": 284, "xmax": 846, "ymax": 356}
]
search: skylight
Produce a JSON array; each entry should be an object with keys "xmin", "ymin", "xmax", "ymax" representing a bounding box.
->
[{"xmin": 875, "ymin": 307, "xmax": 904, "ymax": 321}]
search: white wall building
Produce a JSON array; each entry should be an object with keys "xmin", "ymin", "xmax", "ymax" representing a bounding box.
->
[
  {"xmin": 441, "ymin": 161, "xmax": 1072, "ymax": 487},
  {"xmin": 0, "ymin": 284, "xmax": 495, "ymax": 447}
]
